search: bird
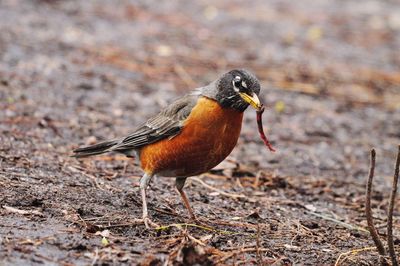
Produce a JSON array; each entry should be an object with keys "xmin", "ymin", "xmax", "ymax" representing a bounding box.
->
[{"xmin": 73, "ymin": 69, "xmax": 263, "ymax": 228}]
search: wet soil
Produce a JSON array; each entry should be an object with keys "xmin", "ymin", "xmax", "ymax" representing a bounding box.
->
[{"xmin": 1, "ymin": 0, "xmax": 399, "ymax": 265}]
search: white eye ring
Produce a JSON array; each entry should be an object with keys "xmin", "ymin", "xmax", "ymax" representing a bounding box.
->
[
  {"xmin": 232, "ymin": 76, "xmax": 241, "ymax": 92},
  {"xmin": 241, "ymin": 81, "xmax": 247, "ymax": 88}
]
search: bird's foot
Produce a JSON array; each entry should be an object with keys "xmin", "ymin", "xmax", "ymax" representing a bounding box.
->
[{"xmin": 142, "ymin": 216, "xmax": 160, "ymax": 229}]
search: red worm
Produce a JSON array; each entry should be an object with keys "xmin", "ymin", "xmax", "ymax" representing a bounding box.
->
[{"xmin": 256, "ymin": 105, "xmax": 276, "ymax": 152}]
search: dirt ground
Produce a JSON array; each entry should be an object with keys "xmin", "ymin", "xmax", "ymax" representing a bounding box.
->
[{"xmin": 1, "ymin": 0, "xmax": 400, "ymax": 265}]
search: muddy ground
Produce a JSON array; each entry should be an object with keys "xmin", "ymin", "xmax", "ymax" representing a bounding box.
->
[{"xmin": 1, "ymin": 0, "xmax": 400, "ymax": 265}]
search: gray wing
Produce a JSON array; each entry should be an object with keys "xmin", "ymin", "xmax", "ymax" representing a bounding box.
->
[{"xmin": 110, "ymin": 93, "xmax": 198, "ymax": 152}]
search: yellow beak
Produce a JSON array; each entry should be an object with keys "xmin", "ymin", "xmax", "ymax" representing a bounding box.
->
[{"xmin": 239, "ymin": 92, "xmax": 262, "ymax": 110}]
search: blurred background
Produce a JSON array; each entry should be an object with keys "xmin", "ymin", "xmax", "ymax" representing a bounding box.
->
[{"xmin": 1, "ymin": 0, "xmax": 399, "ymax": 265}]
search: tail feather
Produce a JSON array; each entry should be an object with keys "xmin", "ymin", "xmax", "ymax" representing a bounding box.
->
[{"xmin": 72, "ymin": 139, "xmax": 119, "ymax": 158}]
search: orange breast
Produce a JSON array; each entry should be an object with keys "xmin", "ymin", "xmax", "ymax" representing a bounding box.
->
[{"xmin": 139, "ymin": 96, "xmax": 243, "ymax": 177}]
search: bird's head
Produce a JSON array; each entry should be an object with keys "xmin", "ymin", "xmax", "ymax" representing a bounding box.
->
[{"xmin": 203, "ymin": 69, "xmax": 262, "ymax": 112}]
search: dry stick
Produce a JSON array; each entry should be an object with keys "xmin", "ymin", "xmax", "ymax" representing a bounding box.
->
[
  {"xmin": 365, "ymin": 149, "xmax": 386, "ymax": 257},
  {"xmin": 191, "ymin": 176, "xmax": 247, "ymax": 199},
  {"xmin": 387, "ymin": 145, "xmax": 400, "ymax": 266},
  {"xmin": 334, "ymin": 246, "xmax": 377, "ymax": 266},
  {"xmin": 217, "ymin": 248, "xmax": 271, "ymax": 264},
  {"xmin": 187, "ymin": 234, "xmax": 206, "ymax": 246},
  {"xmin": 203, "ymin": 218, "xmax": 259, "ymax": 230},
  {"xmin": 306, "ymin": 210, "xmax": 368, "ymax": 233},
  {"xmin": 156, "ymin": 223, "xmax": 248, "ymax": 236},
  {"xmin": 256, "ymin": 224, "xmax": 264, "ymax": 265},
  {"xmin": 102, "ymin": 220, "xmax": 144, "ymax": 228}
]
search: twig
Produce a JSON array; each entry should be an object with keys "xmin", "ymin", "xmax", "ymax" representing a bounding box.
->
[
  {"xmin": 256, "ymin": 224, "xmax": 264, "ymax": 265},
  {"xmin": 335, "ymin": 246, "xmax": 377, "ymax": 266},
  {"xmin": 217, "ymin": 247, "xmax": 271, "ymax": 264},
  {"xmin": 306, "ymin": 211, "xmax": 368, "ymax": 233},
  {"xmin": 253, "ymin": 171, "xmax": 262, "ymax": 189},
  {"xmin": 102, "ymin": 220, "xmax": 144, "ymax": 228},
  {"xmin": 387, "ymin": 145, "xmax": 400, "ymax": 266},
  {"xmin": 203, "ymin": 218, "xmax": 259, "ymax": 230},
  {"xmin": 0, "ymin": 171, "xmax": 28, "ymax": 177},
  {"xmin": 271, "ymin": 256, "xmax": 289, "ymax": 266},
  {"xmin": 221, "ymin": 244, "xmax": 256, "ymax": 251},
  {"xmin": 65, "ymin": 165, "xmax": 104, "ymax": 190},
  {"xmin": 91, "ymin": 248, "xmax": 99, "ymax": 266},
  {"xmin": 155, "ymin": 223, "xmax": 240, "ymax": 236},
  {"xmin": 3, "ymin": 205, "xmax": 44, "ymax": 216},
  {"xmin": 365, "ymin": 149, "xmax": 386, "ymax": 257},
  {"xmin": 191, "ymin": 176, "xmax": 247, "ymax": 199},
  {"xmin": 201, "ymin": 173, "xmax": 230, "ymax": 180},
  {"xmin": 186, "ymin": 234, "xmax": 206, "ymax": 247}
]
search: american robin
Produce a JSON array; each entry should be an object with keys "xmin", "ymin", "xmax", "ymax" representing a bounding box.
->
[{"xmin": 73, "ymin": 69, "xmax": 262, "ymax": 228}]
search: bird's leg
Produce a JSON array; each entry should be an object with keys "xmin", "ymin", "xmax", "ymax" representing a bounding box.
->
[
  {"xmin": 175, "ymin": 177, "xmax": 196, "ymax": 220},
  {"xmin": 139, "ymin": 173, "xmax": 158, "ymax": 228}
]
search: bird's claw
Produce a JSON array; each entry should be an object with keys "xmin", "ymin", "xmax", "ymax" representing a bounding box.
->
[{"xmin": 143, "ymin": 216, "xmax": 159, "ymax": 229}]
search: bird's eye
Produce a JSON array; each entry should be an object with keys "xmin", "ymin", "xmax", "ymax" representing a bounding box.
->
[{"xmin": 234, "ymin": 76, "xmax": 241, "ymax": 87}]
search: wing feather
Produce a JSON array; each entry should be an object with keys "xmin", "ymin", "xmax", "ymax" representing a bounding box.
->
[{"xmin": 111, "ymin": 94, "xmax": 198, "ymax": 152}]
